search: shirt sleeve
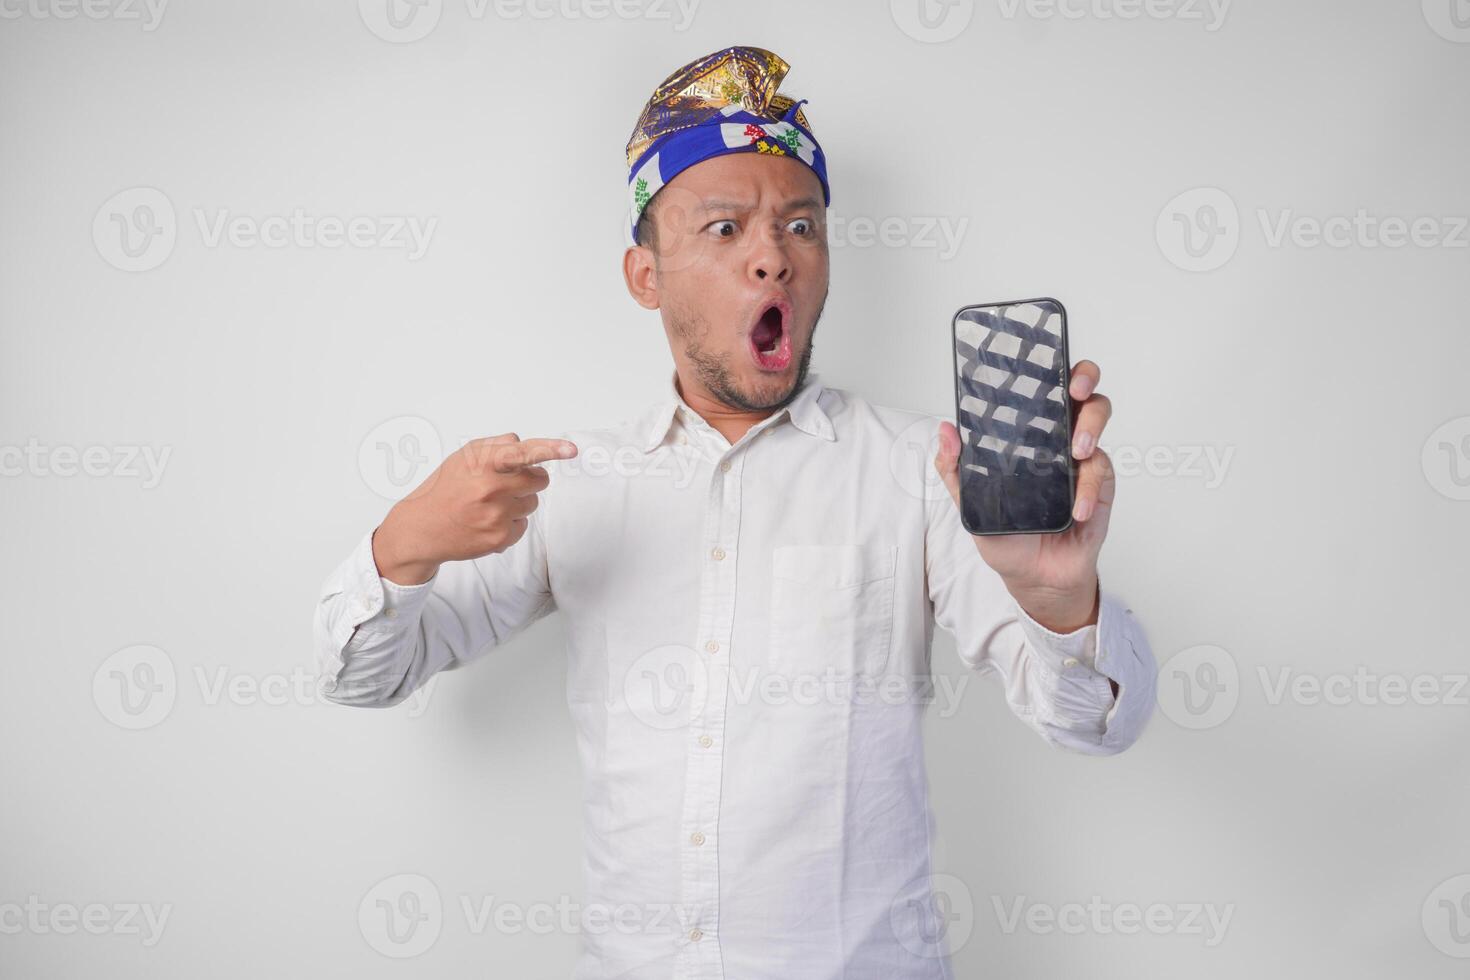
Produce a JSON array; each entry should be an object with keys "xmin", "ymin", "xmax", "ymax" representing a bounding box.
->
[
  {"xmin": 311, "ymin": 497, "xmax": 556, "ymax": 709},
  {"xmin": 922, "ymin": 469, "xmax": 1156, "ymax": 756}
]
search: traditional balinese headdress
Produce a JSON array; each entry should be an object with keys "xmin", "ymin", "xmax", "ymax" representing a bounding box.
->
[{"xmin": 624, "ymin": 45, "xmax": 830, "ymax": 244}]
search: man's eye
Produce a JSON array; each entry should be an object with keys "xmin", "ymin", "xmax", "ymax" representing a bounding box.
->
[
  {"xmin": 787, "ymin": 218, "xmax": 814, "ymax": 237},
  {"xmin": 708, "ymin": 220, "xmax": 737, "ymax": 238}
]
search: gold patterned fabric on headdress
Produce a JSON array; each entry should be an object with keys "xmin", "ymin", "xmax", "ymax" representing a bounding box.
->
[{"xmin": 623, "ymin": 45, "xmax": 830, "ymax": 243}]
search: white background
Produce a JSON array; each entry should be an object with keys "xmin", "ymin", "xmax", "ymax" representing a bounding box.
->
[{"xmin": 3, "ymin": 0, "xmax": 1469, "ymax": 976}]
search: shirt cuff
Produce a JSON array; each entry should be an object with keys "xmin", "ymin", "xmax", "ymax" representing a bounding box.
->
[
  {"xmin": 1010, "ymin": 586, "xmax": 1115, "ymax": 742},
  {"xmin": 1012, "ymin": 588, "xmax": 1103, "ymax": 676},
  {"xmin": 1013, "ymin": 584, "xmax": 1158, "ymax": 754},
  {"xmin": 330, "ymin": 529, "xmax": 438, "ymax": 649}
]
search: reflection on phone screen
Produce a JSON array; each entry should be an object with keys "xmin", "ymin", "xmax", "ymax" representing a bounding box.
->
[{"xmin": 953, "ymin": 299, "xmax": 1073, "ymax": 533}]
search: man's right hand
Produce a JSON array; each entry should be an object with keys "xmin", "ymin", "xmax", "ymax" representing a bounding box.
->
[{"xmin": 371, "ymin": 433, "xmax": 578, "ymax": 585}]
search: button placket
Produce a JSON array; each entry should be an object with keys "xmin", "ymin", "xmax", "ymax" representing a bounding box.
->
[{"xmin": 675, "ymin": 446, "xmax": 744, "ymax": 979}]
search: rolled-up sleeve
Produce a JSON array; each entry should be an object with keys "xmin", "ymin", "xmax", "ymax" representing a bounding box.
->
[
  {"xmin": 312, "ymin": 498, "xmax": 556, "ymax": 709},
  {"xmin": 923, "ymin": 476, "xmax": 1156, "ymax": 755}
]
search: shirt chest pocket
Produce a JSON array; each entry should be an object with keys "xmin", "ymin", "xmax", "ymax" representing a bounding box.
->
[{"xmin": 767, "ymin": 543, "xmax": 898, "ymax": 680}]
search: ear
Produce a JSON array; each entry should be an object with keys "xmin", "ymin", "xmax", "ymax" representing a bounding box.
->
[{"xmin": 623, "ymin": 244, "xmax": 660, "ymax": 311}]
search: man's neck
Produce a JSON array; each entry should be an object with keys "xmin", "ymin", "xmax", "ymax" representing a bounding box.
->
[{"xmin": 676, "ymin": 374, "xmax": 784, "ymax": 446}]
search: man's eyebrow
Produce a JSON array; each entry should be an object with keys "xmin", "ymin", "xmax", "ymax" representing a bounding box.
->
[
  {"xmin": 696, "ymin": 198, "xmax": 756, "ymax": 214},
  {"xmin": 694, "ymin": 196, "xmax": 825, "ymax": 214},
  {"xmin": 781, "ymin": 196, "xmax": 823, "ymax": 213}
]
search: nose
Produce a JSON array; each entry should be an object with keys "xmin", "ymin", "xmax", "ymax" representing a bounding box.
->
[{"xmin": 747, "ymin": 226, "xmax": 792, "ymax": 284}]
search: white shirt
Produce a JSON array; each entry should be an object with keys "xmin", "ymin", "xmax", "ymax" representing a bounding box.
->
[{"xmin": 313, "ymin": 369, "xmax": 1157, "ymax": 979}]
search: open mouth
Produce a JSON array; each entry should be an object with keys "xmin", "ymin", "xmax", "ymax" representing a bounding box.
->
[{"xmin": 748, "ymin": 300, "xmax": 793, "ymax": 371}]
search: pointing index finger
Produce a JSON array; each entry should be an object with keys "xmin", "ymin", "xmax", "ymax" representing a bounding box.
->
[{"xmin": 493, "ymin": 438, "xmax": 578, "ymax": 473}]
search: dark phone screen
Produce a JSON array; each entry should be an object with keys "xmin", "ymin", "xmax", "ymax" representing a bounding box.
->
[{"xmin": 952, "ymin": 299, "xmax": 1074, "ymax": 534}]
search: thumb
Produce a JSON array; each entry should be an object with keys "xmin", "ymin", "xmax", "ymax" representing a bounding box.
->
[{"xmin": 933, "ymin": 421, "xmax": 962, "ymax": 508}]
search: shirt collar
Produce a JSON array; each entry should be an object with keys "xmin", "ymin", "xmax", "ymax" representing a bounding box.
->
[{"xmin": 640, "ymin": 368, "xmax": 835, "ymax": 452}]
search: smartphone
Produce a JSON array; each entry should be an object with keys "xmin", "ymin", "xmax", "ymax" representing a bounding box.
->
[{"xmin": 950, "ymin": 297, "xmax": 1075, "ymax": 535}]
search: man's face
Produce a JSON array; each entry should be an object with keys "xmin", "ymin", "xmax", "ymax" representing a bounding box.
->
[{"xmin": 626, "ymin": 152, "xmax": 830, "ymax": 413}]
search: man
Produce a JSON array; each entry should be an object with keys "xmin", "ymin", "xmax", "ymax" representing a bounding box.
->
[{"xmin": 314, "ymin": 45, "xmax": 1156, "ymax": 979}]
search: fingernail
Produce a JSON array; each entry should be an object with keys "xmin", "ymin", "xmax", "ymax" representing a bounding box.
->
[
  {"xmin": 560, "ymin": 442, "xmax": 577, "ymax": 456},
  {"xmin": 1073, "ymin": 431, "xmax": 1094, "ymax": 459},
  {"xmin": 1074, "ymin": 497, "xmax": 1093, "ymax": 522}
]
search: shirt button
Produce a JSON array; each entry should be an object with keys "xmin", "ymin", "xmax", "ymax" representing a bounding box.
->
[
  {"xmin": 689, "ymin": 928, "xmax": 703, "ymax": 942},
  {"xmin": 384, "ymin": 608, "xmax": 398, "ymax": 619},
  {"xmin": 704, "ymin": 640, "xmax": 720, "ymax": 654},
  {"xmin": 720, "ymin": 460, "xmax": 731, "ymax": 472},
  {"xmin": 711, "ymin": 547, "xmax": 725, "ymax": 561},
  {"xmin": 690, "ymin": 831, "xmax": 705, "ymax": 846},
  {"xmin": 698, "ymin": 735, "xmax": 713, "ymax": 748},
  {"xmin": 1063, "ymin": 657, "xmax": 1080, "ymax": 668}
]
